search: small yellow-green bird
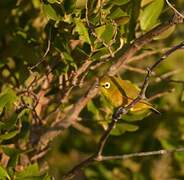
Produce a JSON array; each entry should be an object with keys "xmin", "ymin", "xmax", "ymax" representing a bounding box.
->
[{"xmin": 99, "ymin": 76, "xmax": 159, "ymax": 113}]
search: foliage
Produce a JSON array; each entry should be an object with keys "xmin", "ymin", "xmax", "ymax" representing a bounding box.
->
[{"xmin": 0, "ymin": 0, "xmax": 184, "ymax": 179}]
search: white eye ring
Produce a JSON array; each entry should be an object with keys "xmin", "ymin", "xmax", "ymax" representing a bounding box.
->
[{"xmin": 104, "ymin": 82, "xmax": 111, "ymax": 89}]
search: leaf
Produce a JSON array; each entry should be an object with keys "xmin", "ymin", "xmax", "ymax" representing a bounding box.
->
[
  {"xmin": 47, "ymin": 0, "xmax": 58, "ymax": 4},
  {"xmin": 2, "ymin": 146, "xmax": 21, "ymax": 168},
  {"xmin": 95, "ymin": 24, "xmax": 115, "ymax": 43},
  {"xmin": 114, "ymin": 16, "xmax": 130, "ymax": 25},
  {"xmin": 127, "ymin": 0, "xmax": 141, "ymax": 42},
  {"xmin": 122, "ymin": 109, "xmax": 151, "ymax": 122},
  {"xmin": 15, "ymin": 163, "xmax": 40, "ymax": 180},
  {"xmin": 74, "ymin": 18, "xmax": 91, "ymax": 44},
  {"xmin": 43, "ymin": 4, "xmax": 59, "ymax": 21},
  {"xmin": 109, "ymin": 7, "xmax": 130, "ymax": 26},
  {"xmin": 0, "ymin": 165, "xmax": 10, "ymax": 180},
  {"xmin": 0, "ymin": 88, "xmax": 17, "ymax": 108},
  {"xmin": 76, "ymin": 0, "xmax": 86, "ymax": 9},
  {"xmin": 141, "ymin": 0, "xmax": 154, "ymax": 7},
  {"xmin": 91, "ymin": 47, "xmax": 109, "ymax": 60},
  {"xmin": 109, "ymin": 7, "xmax": 127, "ymax": 20},
  {"xmin": 0, "ymin": 130, "xmax": 19, "ymax": 141},
  {"xmin": 64, "ymin": 0, "xmax": 76, "ymax": 13},
  {"xmin": 2, "ymin": 113, "xmax": 18, "ymax": 130},
  {"xmin": 109, "ymin": 0, "xmax": 130, "ymax": 6},
  {"xmin": 111, "ymin": 123, "xmax": 139, "ymax": 136},
  {"xmin": 87, "ymin": 100, "xmax": 101, "ymax": 121},
  {"xmin": 154, "ymin": 25, "xmax": 175, "ymax": 40},
  {"xmin": 17, "ymin": 108, "xmax": 31, "ymax": 120},
  {"xmin": 180, "ymin": 86, "xmax": 184, "ymax": 103},
  {"xmin": 140, "ymin": 0, "xmax": 164, "ymax": 31}
]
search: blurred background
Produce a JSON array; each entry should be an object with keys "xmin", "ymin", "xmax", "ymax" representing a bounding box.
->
[{"xmin": 0, "ymin": 0, "xmax": 184, "ymax": 179}]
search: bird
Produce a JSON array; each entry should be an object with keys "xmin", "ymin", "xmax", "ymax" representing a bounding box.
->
[{"xmin": 99, "ymin": 76, "xmax": 159, "ymax": 114}]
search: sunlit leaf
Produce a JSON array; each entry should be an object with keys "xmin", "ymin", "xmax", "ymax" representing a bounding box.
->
[
  {"xmin": 141, "ymin": 0, "xmax": 154, "ymax": 7},
  {"xmin": 0, "ymin": 88, "xmax": 17, "ymax": 108},
  {"xmin": 109, "ymin": 0, "xmax": 130, "ymax": 6},
  {"xmin": 75, "ymin": 18, "xmax": 91, "ymax": 44},
  {"xmin": 154, "ymin": 25, "xmax": 175, "ymax": 40},
  {"xmin": 43, "ymin": 4, "xmax": 60, "ymax": 21},
  {"xmin": 0, "ymin": 130, "xmax": 19, "ymax": 141},
  {"xmin": 76, "ymin": 0, "xmax": 86, "ymax": 9},
  {"xmin": 15, "ymin": 163, "xmax": 40, "ymax": 180},
  {"xmin": 95, "ymin": 24, "xmax": 115, "ymax": 43},
  {"xmin": 140, "ymin": 0, "xmax": 164, "ymax": 31},
  {"xmin": 109, "ymin": 8, "xmax": 127, "ymax": 20},
  {"xmin": 0, "ymin": 166, "xmax": 10, "ymax": 180}
]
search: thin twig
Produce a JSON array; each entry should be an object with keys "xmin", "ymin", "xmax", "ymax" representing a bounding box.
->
[
  {"xmin": 98, "ymin": 147, "xmax": 184, "ymax": 161},
  {"xmin": 28, "ymin": 26, "xmax": 52, "ymax": 71},
  {"xmin": 122, "ymin": 64, "xmax": 147, "ymax": 74},
  {"xmin": 37, "ymin": 14, "xmax": 184, "ymax": 159},
  {"xmin": 148, "ymin": 89, "xmax": 174, "ymax": 101},
  {"xmin": 128, "ymin": 48, "xmax": 169, "ymax": 63},
  {"xmin": 165, "ymin": 0, "xmax": 184, "ymax": 19},
  {"xmin": 62, "ymin": 40, "xmax": 184, "ymax": 180},
  {"xmin": 155, "ymin": 69, "xmax": 181, "ymax": 82}
]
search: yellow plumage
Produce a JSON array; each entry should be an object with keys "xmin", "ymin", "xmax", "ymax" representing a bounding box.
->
[{"xmin": 99, "ymin": 76, "xmax": 159, "ymax": 113}]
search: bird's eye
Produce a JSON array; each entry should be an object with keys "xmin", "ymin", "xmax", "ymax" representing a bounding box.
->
[{"xmin": 104, "ymin": 82, "xmax": 110, "ymax": 89}]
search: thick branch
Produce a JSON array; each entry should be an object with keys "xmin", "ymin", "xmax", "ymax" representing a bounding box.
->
[
  {"xmin": 37, "ymin": 15, "xmax": 184, "ymax": 153},
  {"xmin": 62, "ymin": 40, "xmax": 184, "ymax": 179}
]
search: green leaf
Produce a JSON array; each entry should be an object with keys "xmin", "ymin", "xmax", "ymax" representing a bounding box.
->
[
  {"xmin": 109, "ymin": 0, "xmax": 130, "ymax": 6},
  {"xmin": 43, "ymin": 4, "xmax": 59, "ymax": 21},
  {"xmin": 140, "ymin": 0, "xmax": 164, "ymax": 31},
  {"xmin": 127, "ymin": 0, "xmax": 141, "ymax": 42},
  {"xmin": 0, "ymin": 121, "xmax": 5, "ymax": 131},
  {"xmin": 2, "ymin": 146, "xmax": 21, "ymax": 168},
  {"xmin": 0, "ymin": 88, "xmax": 17, "ymax": 108},
  {"xmin": 0, "ymin": 130, "xmax": 19, "ymax": 141},
  {"xmin": 141, "ymin": 0, "xmax": 154, "ymax": 7},
  {"xmin": 75, "ymin": 18, "xmax": 91, "ymax": 44},
  {"xmin": 109, "ymin": 7, "xmax": 127, "ymax": 20},
  {"xmin": 91, "ymin": 47, "xmax": 109, "ymax": 60},
  {"xmin": 76, "ymin": 0, "xmax": 86, "ymax": 9},
  {"xmin": 15, "ymin": 163, "xmax": 40, "ymax": 180},
  {"xmin": 47, "ymin": 0, "xmax": 58, "ymax": 4},
  {"xmin": 95, "ymin": 24, "xmax": 115, "ymax": 43},
  {"xmin": 122, "ymin": 109, "xmax": 151, "ymax": 121},
  {"xmin": 0, "ymin": 166, "xmax": 10, "ymax": 180},
  {"xmin": 111, "ymin": 123, "xmax": 139, "ymax": 136},
  {"xmin": 87, "ymin": 100, "xmax": 101, "ymax": 120},
  {"xmin": 17, "ymin": 108, "xmax": 31, "ymax": 120},
  {"xmin": 63, "ymin": 52, "xmax": 74, "ymax": 62},
  {"xmin": 114, "ymin": 16, "xmax": 130, "ymax": 25},
  {"xmin": 64, "ymin": 0, "xmax": 76, "ymax": 13},
  {"xmin": 2, "ymin": 113, "xmax": 18, "ymax": 130},
  {"xmin": 181, "ymin": 90, "xmax": 184, "ymax": 103},
  {"xmin": 154, "ymin": 25, "xmax": 175, "ymax": 40}
]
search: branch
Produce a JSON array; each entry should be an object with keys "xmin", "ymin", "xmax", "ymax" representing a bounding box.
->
[
  {"xmin": 63, "ymin": 146, "xmax": 184, "ymax": 180},
  {"xmin": 62, "ymin": 40, "xmax": 184, "ymax": 180},
  {"xmin": 148, "ymin": 89, "xmax": 174, "ymax": 101},
  {"xmin": 28, "ymin": 26, "xmax": 52, "ymax": 71},
  {"xmin": 36, "ymin": 14, "xmax": 184, "ymax": 153},
  {"xmin": 165, "ymin": 0, "xmax": 184, "ymax": 19},
  {"xmin": 94, "ymin": 147, "xmax": 184, "ymax": 161}
]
